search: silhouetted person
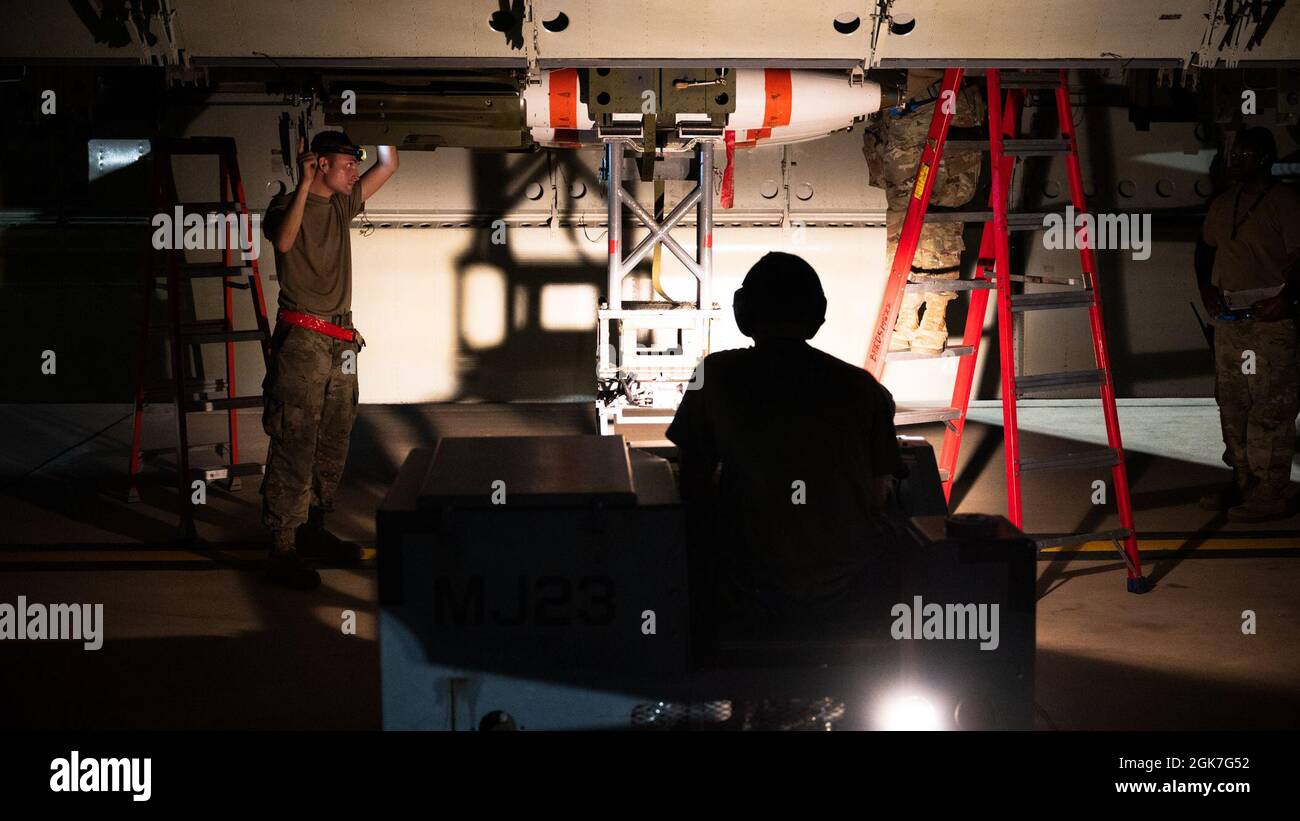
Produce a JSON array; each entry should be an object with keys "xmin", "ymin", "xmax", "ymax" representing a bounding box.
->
[
  {"xmin": 667, "ymin": 252, "xmax": 903, "ymax": 636},
  {"xmin": 1195, "ymin": 127, "xmax": 1300, "ymax": 522}
]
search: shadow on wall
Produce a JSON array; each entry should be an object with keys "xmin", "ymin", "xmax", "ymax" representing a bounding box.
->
[
  {"xmin": 0, "ymin": 65, "xmax": 619, "ymax": 407},
  {"xmin": 449, "ymin": 149, "xmax": 608, "ymax": 402}
]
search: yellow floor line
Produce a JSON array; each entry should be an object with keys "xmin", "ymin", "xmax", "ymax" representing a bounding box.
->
[
  {"xmin": 0, "ymin": 537, "xmax": 1293, "ymax": 565},
  {"xmin": 1041, "ymin": 536, "xmax": 1300, "ymax": 553},
  {"xmin": 0, "ymin": 547, "xmax": 378, "ymax": 563}
]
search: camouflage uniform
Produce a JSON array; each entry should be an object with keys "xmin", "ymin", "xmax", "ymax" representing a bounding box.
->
[
  {"xmin": 261, "ymin": 316, "xmax": 361, "ymax": 537},
  {"xmin": 1212, "ymin": 317, "xmax": 1298, "ymax": 505},
  {"xmin": 864, "ymin": 79, "xmax": 985, "ymax": 354}
]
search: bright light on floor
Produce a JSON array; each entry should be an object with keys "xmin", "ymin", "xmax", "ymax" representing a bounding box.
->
[
  {"xmin": 877, "ymin": 692, "xmax": 942, "ymax": 731},
  {"xmin": 966, "ymin": 400, "xmax": 1300, "ymax": 482}
]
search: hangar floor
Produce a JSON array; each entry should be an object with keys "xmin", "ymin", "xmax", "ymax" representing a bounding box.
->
[{"xmin": 1, "ymin": 401, "xmax": 1297, "ymax": 730}]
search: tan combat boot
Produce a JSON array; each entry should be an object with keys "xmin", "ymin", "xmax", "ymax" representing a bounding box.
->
[
  {"xmin": 1227, "ymin": 484, "xmax": 1291, "ymax": 523},
  {"xmin": 267, "ymin": 529, "xmax": 321, "ymax": 590},
  {"xmin": 911, "ymin": 291, "xmax": 956, "ymax": 356},
  {"xmin": 1198, "ymin": 468, "xmax": 1255, "ymax": 512},
  {"xmin": 889, "ymin": 291, "xmax": 924, "ymax": 352},
  {"xmin": 297, "ymin": 506, "xmax": 364, "ymax": 565}
]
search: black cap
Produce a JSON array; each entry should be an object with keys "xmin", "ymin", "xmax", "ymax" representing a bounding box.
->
[
  {"xmin": 309, "ymin": 131, "xmax": 364, "ymax": 160},
  {"xmin": 732, "ymin": 252, "xmax": 827, "ymax": 340}
]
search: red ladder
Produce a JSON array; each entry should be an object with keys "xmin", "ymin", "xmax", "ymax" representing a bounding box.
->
[
  {"xmin": 867, "ymin": 68, "xmax": 1149, "ymax": 594},
  {"xmin": 127, "ymin": 137, "xmax": 273, "ymax": 539}
]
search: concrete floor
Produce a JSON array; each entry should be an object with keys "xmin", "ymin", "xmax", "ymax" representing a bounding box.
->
[{"xmin": 1, "ymin": 401, "xmax": 1297, "ymax": 730}]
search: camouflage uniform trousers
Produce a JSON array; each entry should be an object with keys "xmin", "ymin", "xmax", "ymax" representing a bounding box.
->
[
  {"xmin": 864, "ymin": 83, "xmax": 985, "ymax": 352},
  {"xmin": 261, "ymin": 316, "xmax": 361, "ymax": 535},
  {"xmin": 1213, "ymin": 317, "xmax": 1298, "ymax": 497}
]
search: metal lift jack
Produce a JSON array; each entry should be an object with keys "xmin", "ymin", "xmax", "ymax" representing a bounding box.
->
[
  {"xmin": 596, "ymin": 127, "xmax": 725, "ymax": 438},
  {"xmin": 867, "ymin": 68, "xmax": 1151, "ymax": 594}
]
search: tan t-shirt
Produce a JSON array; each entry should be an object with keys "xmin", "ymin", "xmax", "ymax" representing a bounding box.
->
[
  {"xmin": 1201, "ymin": 182, "xmax": 1300, "ymax": 292},
  {"xmin": 263, "ymin": 183, "xmax": 365, "ymax": 317}
]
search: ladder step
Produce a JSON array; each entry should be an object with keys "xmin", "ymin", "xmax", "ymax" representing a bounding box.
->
[
  {"xmin": 142, "ymin": 388, "xmax": 231, "ymax": 403},
  {"xmin": 1014, "ymin": 369, "xmax": 1105, "ymax": 395},
  {"xmin": 175, "ymin": 201, "xmax": 245, "ymax": 214},
  {"xmin": 996, "ymin": 73, "xmax": 1064, "ymax": 90},
  {"xmin": 894, "ymin": 406, "xmax": 961, "ymax": 426},
  {"xmin": 143, "ymin": 377, "xmax": 228, "ymax": 394},
  {"xmin": 1008, "ymin": 273, "xmax": 1082, "ymax": 287},
  {"xmin": 924, "ymin": 210, "xmax": 1062, "ymax": 230},
  {"xmin": 190, "ymin": 462, "xmax": 266, "ymax": 482},
  {"xmin": 1010, "ymin": 290, "xmax": 1095, "ymax": 312},
  {"xmin": 175, "ymin": 262, "xmax": 254, "ymax": 278},
  {"xmin": 181, "ymin": 396, "xmax": 264, "ymax": 413},
  {"xmin": 905, "ymin": 279, "xmax": 995, "ymax": 293},
  {"xmin": 944, "ymin": 138, "xmax": 1071, "ymax": 156},
  {"xmin": 1002, "ymin": 138, "xmax": 1072, "ymax": 156},
  {"xmin": 1017, "ymin": 448, "xmax": 1119, "ymax": 474},
  {"xmin": 1035, "ymin": 528, "xmax": 1131, "ymax": 550},
  {"xmin": 187, "ymin": 330, "xmax": 268, "ymax": 344},
  {"xmin": 1008, "ymin": 211, "xmax": 1061, "ymax": 231},
  {"xmin": 887, "ymin": 345, "xmax": 974, "ymax": 362},
  {"xmin": 149, "ymin": 321, "xmax": 266, "ymax": 344},
  {"xmin": 142, "ymin": 441, "xmax": 230, "ymax": 455},
  {"xmin": 149, "ymin": 319, "xmax": 225, "ymax": 333},
  {"xmin": 924, "ymin": 210, "xmax": 993, "ymax": 223}
]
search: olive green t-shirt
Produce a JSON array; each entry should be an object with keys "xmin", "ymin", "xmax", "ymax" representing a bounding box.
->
[
  {"xmin": 1201, "ymin": 181, "xmax": 1300, "ymax": 292},
  {"xmin": 262, "ymin": 183, "xmax": 365, "ymax": 317}
]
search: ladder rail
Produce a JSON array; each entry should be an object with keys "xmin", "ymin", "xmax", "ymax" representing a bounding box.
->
[
  {"xmin": 220, "ymin": 153, "xmax": 242, "ymax": 475},
  {"xmin": 158, "ymin": 154, "xmax": 197, "ymax": 538},
  {"xmin": 937, "ymin": 88, "xmax": 1022, "ymax": 500},
  {"xmin": 986, "ymin": 69, "xmax": 1025, "ymax": 527},
  {"xmin": 126, "ymin": 184, "xmax": 156, "ymax": 500},
  {"xmin": 865, "ymin": 68, "xmax": 965, "ymax": 379},
  {"xmin": 1053, "ymin": 70, "xmax": 1142, "ymax": 579},
  {"xmin": 937, "ymin": 277, "xmax": 989, "ymax": 500},
  {"xmin": 225, "ymin": 149, "xmax": 274, "ymax": 364}
]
